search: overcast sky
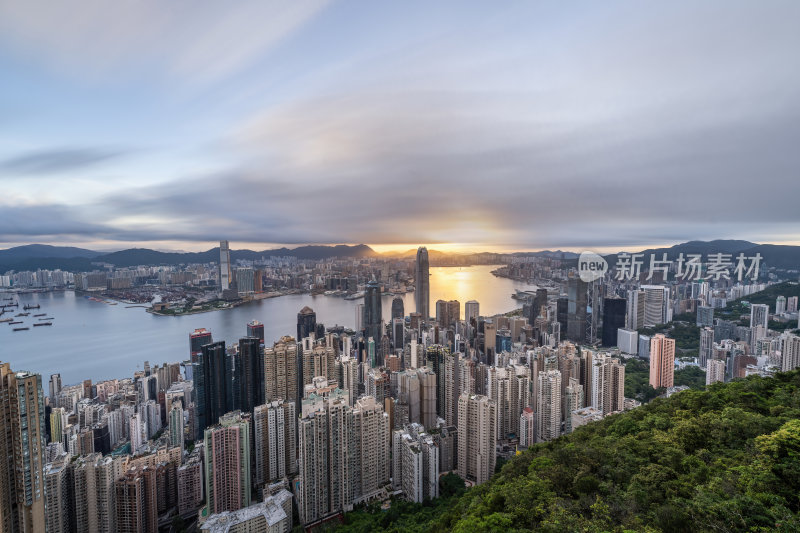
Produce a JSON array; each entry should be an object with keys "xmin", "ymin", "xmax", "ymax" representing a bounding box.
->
[{"xmin": 1, "ymin": 1, "xmax": 798, "ymax": 253}]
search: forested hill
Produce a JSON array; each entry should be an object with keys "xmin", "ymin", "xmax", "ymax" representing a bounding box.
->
[{"xmin": 336, "ymin": 370, "xmax": 800, "ymax": 532}]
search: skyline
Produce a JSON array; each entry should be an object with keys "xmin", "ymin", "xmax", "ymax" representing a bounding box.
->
[{"xmin": 2, "ymin": 1, "xmax": 800, "ymax": 251}]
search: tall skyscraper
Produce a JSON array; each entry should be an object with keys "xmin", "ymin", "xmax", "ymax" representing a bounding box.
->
[
  {"xmin": 649, "ymin": 334, "xmax": 675, "ymax": 389},
  {"xmin": 536, "ymin": 370, "xmax": 562, "ymax": 442},
  {"xmin": 566, "ymin": 277, "xmax": 588, "ymax": 343},
  {"xmin": 204, "ymin": 411, "xmax": 251, "ymax": 515},
  {"xmin": 456, "ymin": 394, "xmax": 496, "ymax": 485},
  {"xmin": 750, "ymin": 304, "xmax": 769, "ymax": 329},
  {"xmin": 641, "ymin": 285, "xmax": 670, "ymax": 326},
  {"xmin": 218, "ymin": 240, "xmax": 231, "ymax": 291},
  {"xmin": 190, "ymin": 328, "xmax": 213, "ymax": 359},
  {"xmin": 415, "ymin": 247, "xmax": 430, "ymax": 320},
  {"xmin": 297, "ymin": 307, "xmax": 317, "ymax": 340},
  {"xmin": 235, "ymin": 336, "xmax": 265, "ymax": 414},
  {"xmin": 0, "ymin": 364, "xmax": 46, "ymax": 533},
  {"xmin": 626, "ymin": 290, "xmax": 645, "ymax": 330},
  {"xmin": 72, "ymin": 453, "xmax": 125, "ymax": 533},
  {"xmin": 194, "ymin": 341, "xmax": 230, "ymax": 440},
  {"xmin": 781, "ymin": 334, "xmax": 800, "ymax": 372},
  {"xmin": 363, "ymin": 279, "xmax": 383, "ymax": 343},
  {"xmin": 776, "ymin": 296, "xmax": 787, "ymax": 315},
  {"xmin": 391, "ymin": 297, "xmax": 404, "ymax": 320},
  {"xmin": 247, "ymin": 320, "xmax": 265, "ymax": 344},
  {"xmin": 44, "ymin": 456, "xmax": 71, "ymax": 533},
  {"xmin": 601, "ymin": 298, "xmax": 626, "ymax": 347},
  {"xmin": 264, "ymin": 337, "xmax": 299, "ymax": 407},
  {"xmin": 465, "ymin": 300, "xmax": 480, "ymax": 324}
]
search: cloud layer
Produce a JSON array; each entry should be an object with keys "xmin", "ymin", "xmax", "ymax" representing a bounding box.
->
[{"xmin": 1, "ymin": 2, "xmax": 799, "ymax": 251}]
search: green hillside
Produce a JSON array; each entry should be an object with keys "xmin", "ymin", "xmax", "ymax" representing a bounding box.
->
[{"xmin": 334, "ymin": 370, "xmax": 800, "ymax": 532}]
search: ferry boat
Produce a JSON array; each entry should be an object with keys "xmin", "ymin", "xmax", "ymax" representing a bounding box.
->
[
  {"xmin": 0, "ymin": 318, "xmax": 12, "ymax": 323},
  {"xmin": 344, "ymin": 291, "xmax": 365, "ymax": 300}
]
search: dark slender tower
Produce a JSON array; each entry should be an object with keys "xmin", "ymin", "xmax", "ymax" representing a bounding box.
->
[
  {"xmin": 297, "ymin": 307, "xmax": 317, "ymax": 340},
  {"xmin": 391, "ymin": 297, "xmax": 404, "ymax": 320},
  {"xmin": 415, "ymin": 247, "xmax": 430, "ymax": 320},
  {"xmin": 194, "ymin": 341, "xmax": 228, "ymax": 439},
  {"xmin": 236, "ymin": 336, "xmax": 265, "ymax": 413},
  {"xmin": 363, "ymin": 279, "xmax": 383, "ymax": 343},
  {"xmin": 601, "ymin": 298, "xmax": 627, "ymax": 347}
]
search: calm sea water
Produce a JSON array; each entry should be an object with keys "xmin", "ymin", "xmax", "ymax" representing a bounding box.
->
[{"xmin": 0, "ymin": 265, "xmax": 533, "ymax": 386}]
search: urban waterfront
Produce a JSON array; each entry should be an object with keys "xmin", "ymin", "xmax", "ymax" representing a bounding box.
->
[{"xmin": 1, "ymin": 265, "xmax": 533, "ymax": 386}]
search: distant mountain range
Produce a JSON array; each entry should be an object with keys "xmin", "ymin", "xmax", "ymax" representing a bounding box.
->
[
  {"xmin": 0, "ymin": 240, "xmax": 798, "ymax": 273},
  {"xmin": 602, "ymin": 240, "xmax": 800, "ymax": 269},
  {"xmin": 0, "ymin": 243, "xmax": 377, "ymax": 273}
]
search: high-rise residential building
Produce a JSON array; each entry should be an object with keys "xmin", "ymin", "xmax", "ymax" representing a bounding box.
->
[
  {"xmin": 169, "ymin": 401, "xmax": 185, "ymax": 452},
  {"xmin": 750, "ymin": 304, "xmax": 769, "ymax": 329},
  {"xmin": 204, "ymin": 411, "xmax": 251, "ymax": 516},
  {"xmin": 235, "ymin": 336, "xmax": 265, "ymax": 414},
  {"xmin": 253, "ymin": 400, "xmax": 297, "ymax": 487},
  {"xmin": 302, "ymin": 343, "xmax": 337, "ymax": 394},
  {"xmin": 566, "ymin": 277, "xmax": 588, "ymax": 343},
  {"xmin": 706, "ymin": 359, "xmax": 726, "ymax": 385},
  {"xmin": 247, "ymin": 320, "xmax": 265, "ymax": 344},
  {"xmin": 353, "ymin": 396, "xmax": 390, "ymax": 501},
  {"xmin": 697, "ymin": 305, "xmax": 714, "ymax": 327},
  {"xmin": 536, "ymin": 370, "xmax": 562, "ymax": 442},
  {"xmin": 590, "ymin": 354, "xmax": 625, "ymax": 415},
  {"xmin": 218, "ymin": 240, "xmax": 231, "ymax": 291},
  {"xmin": 638, "ymin": 334, "xmax": 651, "ymax": 359},
  {"xmin": 194, "ymin": 341, "xmax": 230, "ymax": 440},
  {"xmin": 236, "ymin": 267, "xmax": 255, "ymax": 295},
  {"xmin": 456, "ymin": 394, "xmax": 496, "ymax": 485},
  {"xmin": 177, "ymin": 454, "xmax": 203, "ymax": 516},
  {"xmin": 563, "ymin": 377, "xmax": 583, "ymax": 434},
  {"xmin": 297, "ymin": 391, "xmax": 389, "ymax": 525},
  {"xmin": 415, "ymin": 247, "xmax": 430, "ymax": 320},
  {"xmin": 488, "ymin": 365, "xmax": 530, "ymax": 441},
  {"xmin": 363, "ymin": 279, "xmax": 383, "ymax": 344},
  {"xmin": 297, "ymin": 307, "xmax": 317, "ymax": 341},
  {"xmin": 776, "ymin": 296, "xmax": 787, "ymax": 315},
  {"xmin": 465, "ymin": 300, "xmax": 480, "ymax": 324},
  {"xmin": 73, "ymin": 453, "xmax": 125, "ymax": 533},
  {"xmin": 602, "ymin": 298, "xmax": 626, "ymax": 347},
  {"xmin": 115, "ymin": 465, "xmax": 158, "ymax": 533},
  {"xmin": 44, "ymin": 455, "xmax": 71, "ymax": 533},
  {"xmin": 392, "ymin": 424, "xmax": 439, "ymax": 503},
  {"xmin": 781, "ymin": 334, "xmax": 800, "ymax": 372},
  {"xmin": 519, "ymin": 407, "xmax": 536, "ymax": 447},
  {"xmin": 699, "ymin": 327, "xmax": 715, "ymax": 368},
  {"xmin": 787, "ymin": 296, "xmax": 798, "ymax": 314},
  {"xmin": 0, "ymin": 363, "xmax": 46, "ymax": 533},
  {"xmin": 264, "ymin": 336, "xmax": 299, "ymax": 407},
  {"xmin": 641, "ymin": 285, "xmax": 670, "ymax": 326},
  {"xmin": 391, "ymin": 297, "xmax": 404, "ymax": 320},
  {"xmin": 649, "ymin": 334, "xmax": 675, "ymax": 389}
]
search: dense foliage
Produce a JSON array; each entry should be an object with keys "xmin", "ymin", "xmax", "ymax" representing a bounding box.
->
[{"xmin": 335, "ymin": 370, "xmax": 800, "ymax": 532}]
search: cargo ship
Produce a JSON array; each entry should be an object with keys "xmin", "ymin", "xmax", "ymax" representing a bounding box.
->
[
  {"xmin": 33, "ymin": 322, "xmax": 52, "ymax": 327},
  {"xmin": 13, "ymin": 327, "xmax": 29, "ymax": 331}
]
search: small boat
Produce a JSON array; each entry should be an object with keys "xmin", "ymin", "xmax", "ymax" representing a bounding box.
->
[
  {"xmin": 39, "ymin": 317, "xmax": 54, "ymax": 321},
  {"xmin": 13, "ymin": 327, "xmax": 29, "ymax": 331},
  {"xmin": 33, "ymin": 322, "xmax": 52, "ymax": 327},
  {"xmin": 15, "ymin": 313, "xmax": 29, "ymax": 317},
  {"xmin": 0, "ymin": 318, "xmax": 12, "ymax": 323},
  {"xmin": 9, "ymin": 321, "xmax": 23, "ymax": 325},
  {"xmin": 34, "ymin": 313, "xmax": 46, "ymax": 317},
  {"xmin": 23, "ymin": 304, "xmax": 40, "ymax": 310}
]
